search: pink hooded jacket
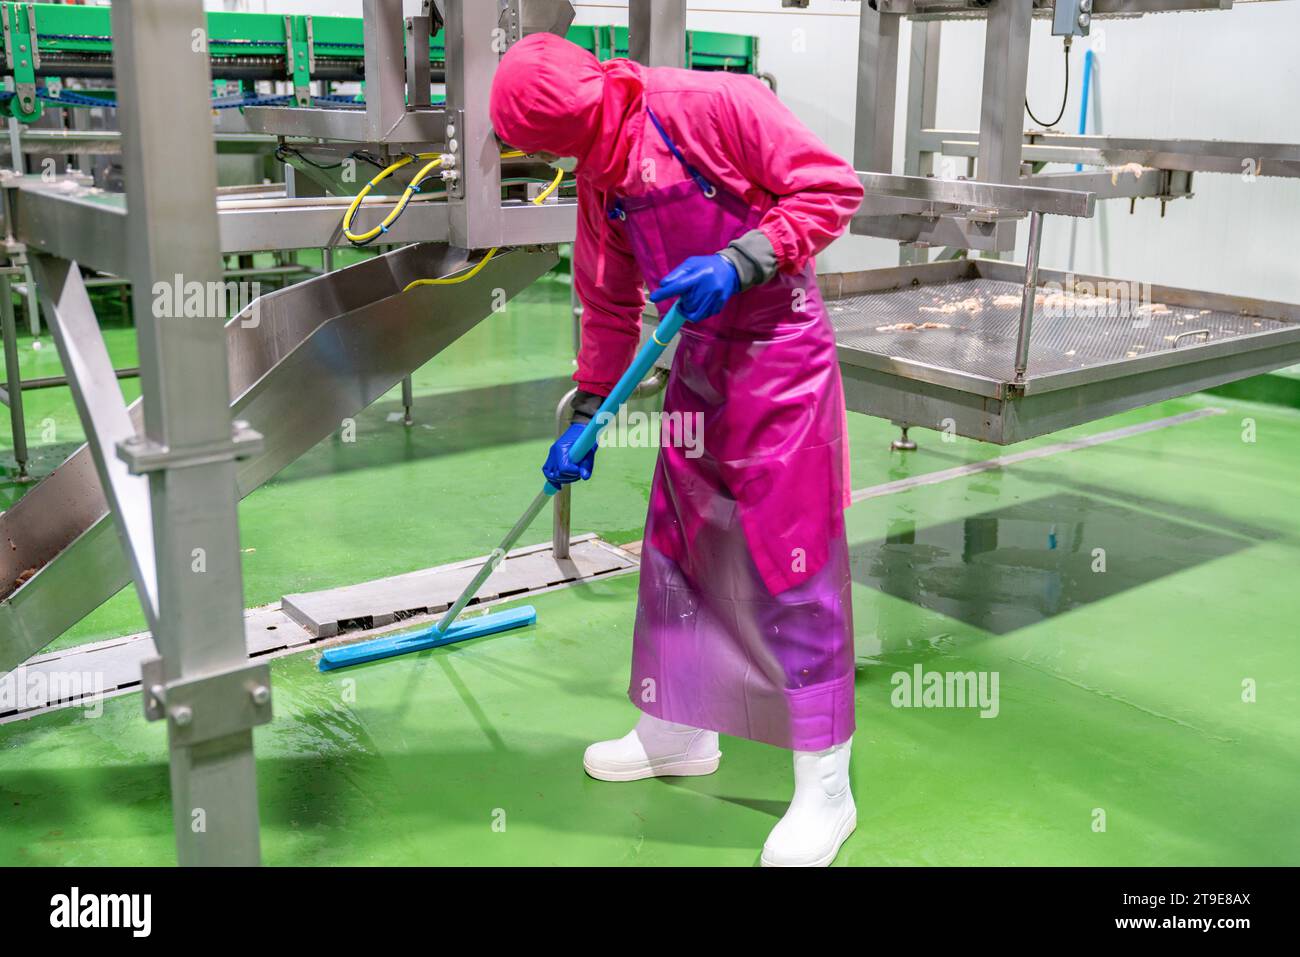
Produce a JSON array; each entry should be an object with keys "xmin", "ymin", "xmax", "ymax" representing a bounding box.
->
[{"xmin": 490, "ymin": 33, "xmax": 863, "ymax": 397}]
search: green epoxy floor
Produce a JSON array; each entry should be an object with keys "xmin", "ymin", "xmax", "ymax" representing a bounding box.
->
[{"xmin": 1, "ymin": 270, "xmax": 1297, "ymax": 865}]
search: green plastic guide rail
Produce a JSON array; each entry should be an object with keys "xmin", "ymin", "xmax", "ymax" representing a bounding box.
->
[{"xmin": 0, "ymin": 2, "xmax": 758, "ymax": 124}]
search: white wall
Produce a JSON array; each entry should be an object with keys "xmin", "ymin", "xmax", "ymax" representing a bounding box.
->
[
  {"xmin": 572, "ymin": 1, "xmax": 1300, "ymax": 303},
  {"xmin": 220, "ymin": 0, "xmax": 1300, "ymax": 302},
  {"xmin": 934, "ymin": 8, "xmax": 1300, "ymax": 303}
]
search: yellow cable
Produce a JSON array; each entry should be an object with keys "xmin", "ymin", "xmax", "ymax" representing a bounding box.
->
[
  {"xmin": 341, "ymin": 150, "xmax": 542, "ymax": 245},
  {"xmin": 402, "ymin": 247, "xmax": 499, "ymax": 291},
  {"xmin": 532, "ymin": 167, "xmax": 565, "ymax": 205},
  {"xmin": 342, "ymin": 152, "xmax": 443, "ymax": 245},
  {"xmin": 341, "ymin": 154, "xmax": 411, "ymax": 244}
]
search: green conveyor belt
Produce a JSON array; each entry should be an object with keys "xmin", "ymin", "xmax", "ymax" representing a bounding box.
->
[{"xmin": 0, "ymin": 3, "xmax": 758, "ymax": 123}]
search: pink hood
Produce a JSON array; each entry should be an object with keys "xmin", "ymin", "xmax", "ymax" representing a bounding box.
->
[{"xmin": 489, "ymin": 33, "xmax": 645, "ymax": 192}]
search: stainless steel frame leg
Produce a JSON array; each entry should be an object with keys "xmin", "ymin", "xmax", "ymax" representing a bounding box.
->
[
  {"xmin": 1014, "ymin": 211, "xmax": 1046, "ymax": 382},
  {"xmin": 401, "ymin": 374, "xmax": 414, "ymax": 426},
  {"xmin": 891, "ymin": 423, "xmax": 917, "ymax": 452},
  {"xmin": 550, "ymin": 369, "xmax": 669, "ymax": 558},
  {"xmin": 0, "ymin": 272, "xmax": 28, "ymax": 479},
  {"xmin": 978, "ymin": 0, "xmax": 1033, "ymax": 185},
  {"xmin": 629, "ymin": 0, "xmax": 687, "ymax": 68},
  {"xmin": 552, "ymin": 387, "xmax": 576, "ymax": 560},
  {"xmin": 20, "ymin": 256, "xmax": 38, "ymax": 338},
  {"xmin": 853, "ymin": 6, "xmax": 902, "ymax": 175},
  {"xmin": 5, "ymin": 118, "xmax": 21, "ymax": 176},
  {"xmin": 900, "ymin": 21, "xmax": 941, "ymax": 266},
  {"xmin": 112, "ymin": 0, "xmax": 265, "ymax": 867},
  {"xmin": 570, "ymin": 280, "xmax": 581, "ymax": 356}
]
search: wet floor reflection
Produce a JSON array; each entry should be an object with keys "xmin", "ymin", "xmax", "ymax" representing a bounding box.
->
[{"xmin": 851, "ymin": 492, "xmax": 1256, "ymax": 637}]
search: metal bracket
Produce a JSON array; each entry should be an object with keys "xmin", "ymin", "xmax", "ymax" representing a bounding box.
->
[
  {"xmin": 2, "ymin": 3, "xmax": 40, "ymax": 121},
  {"xmin": 423, "ymin": 0, "xmax": 446, "ymax": 35},
  {"xmin": 499, "ymin": 0, "xmax": 521, "ymax": 46},
  {"xmin": 405, "ymin": 15, "xmax": 433, "ymax": 109},
  {"xmin": 284, "ymin": 14, "xmax": 314, "ymax": 107},
  {"xmin": 442, "ymin": 108, "xmax": 464, "ymax": 198},
  {"xmin": 116, "ymin": 419, "xmax": 264, "ymax": 475},
  {"xmin": 141, "ymin": 658, "xmax": 273, "ymax": 747},
  {"xmin": 1158, "ymin": 169, "xmax": 1195, "ymax": 202},
  {"xmin": 1052, "ymin": 0, "xmax": 1092, "ymax": 37},
  {"xmin": 23, "ymin": 2, "xmax": 35, "ymax": 69},
  {"xmin": 1, "ymin": 5, "xmax": 11, "ymax": 70},
  {"xmin": 497, "ymin": 0, "xmax": 576, "ymax": 48}
]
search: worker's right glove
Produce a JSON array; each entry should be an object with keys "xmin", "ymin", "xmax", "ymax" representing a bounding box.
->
[
  {"xmin": 543, "ymin": 422, "xmax": 596, "ymax": 487},
  {"xmin": 650, "ymin": 254, "xmax": 740, "ymax": 323}
]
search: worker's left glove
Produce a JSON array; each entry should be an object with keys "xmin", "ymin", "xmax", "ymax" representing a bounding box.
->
[
  {"xmin": 650, "ymin": 254, "xmax": 740, "ymax": 323},
  {"xmin": 543, "ymin": 422, "xmax": 596, "ymax": 487}
]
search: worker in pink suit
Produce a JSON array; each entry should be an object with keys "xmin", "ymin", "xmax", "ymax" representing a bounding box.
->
[{"xmin": 490, "ymin": 32, "xmax": 864, "ymax": 866}]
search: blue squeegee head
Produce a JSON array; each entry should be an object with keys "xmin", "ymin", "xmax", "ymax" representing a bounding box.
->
[{"xmin": 317, "ymin": 605, "xmax": 537, "ymax": 672}]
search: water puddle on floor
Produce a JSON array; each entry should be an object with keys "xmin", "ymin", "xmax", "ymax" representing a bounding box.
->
[{"xmin": 850, "ymin": 492, "xmax": 1258, "ymax": 638}]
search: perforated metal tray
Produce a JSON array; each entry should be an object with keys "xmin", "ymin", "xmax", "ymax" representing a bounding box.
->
[{"xmin": 820, "ymin": 259, "xmax": 1300, "ymax": 444}]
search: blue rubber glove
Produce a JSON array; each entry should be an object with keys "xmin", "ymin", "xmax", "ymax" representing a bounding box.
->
[
  {"xmin": 543, "ymin": 422, "xmax": 596, "ymax": 487},
  {"xmin": 649, "ymin": 254, "xmax": 740, "ymax": 323}
]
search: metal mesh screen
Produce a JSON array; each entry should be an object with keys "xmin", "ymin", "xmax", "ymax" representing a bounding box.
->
[{"xmin": 826, "ymin": 277, "xmax": 1286, "ymax": 382}]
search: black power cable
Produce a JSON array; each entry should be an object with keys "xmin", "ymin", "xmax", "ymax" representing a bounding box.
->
[{"xmin": 1025, "ymin": 37, "xmax": 1072, "ymax": 129}]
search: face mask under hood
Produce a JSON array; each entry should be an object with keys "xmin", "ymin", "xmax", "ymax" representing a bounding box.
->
[{"xmin": 488, "ymin": 32, "xmax": 646, "ymax": 192}]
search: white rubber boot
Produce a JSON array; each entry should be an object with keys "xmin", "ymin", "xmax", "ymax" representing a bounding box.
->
[
  {"xmin": 761, "ymin": 738, "xmax": 856, "ymax": 867},
  {"xmin": 583, "ymin": 712, "xmax": 721, "ymax": 782}
]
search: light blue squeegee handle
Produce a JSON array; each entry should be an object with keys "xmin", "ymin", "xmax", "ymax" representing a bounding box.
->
[
  {"xmin": 432, "ymin": 305, "xmax": 686, "ymax": 637},
  {"xmin": 551, "ymin": 303, "xmax": 686, "ymax": 481}
]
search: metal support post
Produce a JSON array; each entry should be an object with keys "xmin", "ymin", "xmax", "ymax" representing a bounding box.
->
[
  {"xmin": 445, "ymin": 0, "xmax": 503, "ymax": 249},
  {"xmin": 0, "ymin": 168, "xmax": 36, "ymax": 335},
  {"xmin": 362, "ymin": 0, "xmax": 408, "ymax": 142},
  {"xmin": 900, "ymin": 21, "xmax": 941, "ymax": 266},
  {"xmin": 32, "ymin": 254, "xmax": 161, "ymax": 628},
  {"xmin": 284, "ymin": 14, "xmax": 315, "ymax": 107},
  {"xmin": 406, "ymin": 14, "xmax": 433, "ymax": 109},
  {"xmin": 978, "ymin": 0, "xmax": 1033, "ymax": 184},
  {"xmin": 853, "ymin": 7, "xmax": 901, "ymax": 174},
  {"xmin": 111, "ymin": 0, "xmax": 267, "ymax": 867},
  {"xmin": 1013, "ymin": 210, "xmax": 1045, "ymax": 381},
  {"xmin": 0, "ymin": 269, "xmax": 26, "ymax": 478},
  {"xmin": 18, "ymin": 252, "xmax": 37, "ymax": 336},
  {"xmin": 5, "ymin": 117, "xmax": 22, "ymax": 176},
  {"xmin": 552, "ymin": 387, "xmax": 576, "ymax": 560},
  {"xmin": 629, "ymin": 0, "xmax": 686, "ymax": 69}
]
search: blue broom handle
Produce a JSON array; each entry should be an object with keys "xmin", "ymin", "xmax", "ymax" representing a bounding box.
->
[{"xmin": 545, "ymin": 304, "xmax": 686, "ymax": 494}]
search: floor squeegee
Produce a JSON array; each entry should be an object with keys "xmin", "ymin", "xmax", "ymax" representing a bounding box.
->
[{"xmin": 318, "ymin": 304, "xmax": 687, "ymax": 671}]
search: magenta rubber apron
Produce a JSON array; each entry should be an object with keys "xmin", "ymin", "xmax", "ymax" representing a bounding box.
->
[{"xmin": 610, "ymin": 109, "xmax": 855, "ymax": 751}]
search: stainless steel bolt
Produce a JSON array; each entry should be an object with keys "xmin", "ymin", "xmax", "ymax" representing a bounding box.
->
[
  {"xmin": 251, "ymin": 685, "xmax": 271, "ymax": 706},
  {"xmin": 172, "ymin": 705, "xmax": 193, "ymax": 727}
]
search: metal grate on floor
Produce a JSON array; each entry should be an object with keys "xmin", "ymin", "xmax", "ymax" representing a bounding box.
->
[
  {"xmin": 826, "ymin": 277, "xmax": 1287, "ymax": 382},
  {"xmin": 1, "ymin": 535, "xmax": 639, "ymax": 724}
]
